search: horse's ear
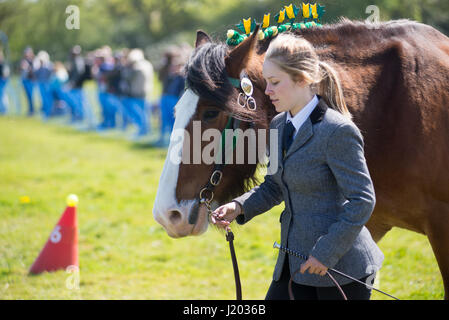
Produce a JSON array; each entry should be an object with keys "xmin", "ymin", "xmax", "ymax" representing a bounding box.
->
[
  {"xmin": 225, "ymin": 24, "xmax": 260, "ymax": 78},
  {"xmin": 195, "ymin": 30, "xmax": 211, "ymax": 48}
]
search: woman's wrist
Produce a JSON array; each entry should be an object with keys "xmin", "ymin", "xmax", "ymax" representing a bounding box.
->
[{"xmin": 232, "ymin": 200, "xmax": 243, "ymax": 216}]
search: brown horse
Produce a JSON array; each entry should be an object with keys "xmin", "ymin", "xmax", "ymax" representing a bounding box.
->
[{"xmin": 153, "ymin": 18, "xmax": 449, "ymax": 299}]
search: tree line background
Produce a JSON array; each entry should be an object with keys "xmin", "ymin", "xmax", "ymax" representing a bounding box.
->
[{"xmin": 1, "ymin": 0, "xmax": 448, "ymax": 66}]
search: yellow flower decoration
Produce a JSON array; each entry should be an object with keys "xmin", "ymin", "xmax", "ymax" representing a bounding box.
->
[
  {"xmin": 277, "ymin": 9, "xmax": 285, "ymax": 23},
  {"xmin": 225, "ymin": 3, "xmax": 325, "ymax": 46},
  {"xmin": 311, "ymin": 3, "xmax": 318, "ymax": 19},
  {"xmin": 302, "ymin": 3, "xmax": 310, "ymax": 18},
  {"xmin": 284, "ymin": 4, "xmax": 295, "ymax": 19},
  {"xmin": 262, "ymin": 13, "xmax": 270, "ymax": 29},
  {"xmin": 243, "ymin": 18, "xmax": 252, "ymax": 34}
]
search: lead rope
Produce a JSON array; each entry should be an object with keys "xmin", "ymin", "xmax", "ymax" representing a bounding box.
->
[
  {"xmin": 202, "ymin": 198, "xmax": 242, "ymax": 300},
  {"xmin": 226, "ymin": 228, "xmax": 242, "ymax": 300}
]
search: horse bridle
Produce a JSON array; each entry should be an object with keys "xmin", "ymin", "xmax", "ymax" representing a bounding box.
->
[
  {"xmin": 185, "ymin": 72, "xmax": 243, "ymax": 225},
  {"xmin": 198, "ymin": 115, "xmax": 240, "ymax": 212},
  {"xmin": 194, "ymin": 74, "xmax": 255, "ymax": 300},
  {"xmin": 197, "ymin": 72, "xmax": 256, "ymax": 214},
  {"xmin": 196, "ymin": 114, "xmax": 243, "ymax": 300}
]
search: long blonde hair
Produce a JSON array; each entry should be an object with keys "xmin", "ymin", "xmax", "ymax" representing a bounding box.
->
[{"xmin": 265, "ymin": 33, "xmax": 351, "ymax": 118}]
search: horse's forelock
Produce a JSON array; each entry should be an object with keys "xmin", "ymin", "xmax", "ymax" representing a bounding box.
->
[
  {"xmin": 185, "ymin": 43, "xmax": 233, "ymax": 108},
  {"xmin": 184, "ymin": 42, "xmax": 268, "ymax": 125}
]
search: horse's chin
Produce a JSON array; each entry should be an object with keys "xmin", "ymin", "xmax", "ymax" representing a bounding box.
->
[{"xmin": 190, "ymin": 203, "xmax": 209, "ymax": 236}]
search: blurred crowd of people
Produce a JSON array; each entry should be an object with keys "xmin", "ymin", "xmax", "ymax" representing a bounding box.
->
[
  {"xmin": 0, "ymin": 43, "xmax": 191, "ymax": 145},
  {"xmin": 0, "ymin": 50, "xmax": 10, "ymax": 115}
]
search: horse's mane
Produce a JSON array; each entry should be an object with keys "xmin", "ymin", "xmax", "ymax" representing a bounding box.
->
[
  {"xmin": 307, "ymin": 17, "xmax": 414, "ymax": 39},
  {"xmin": 185, "ymin": 18, "xmax": 423, "ymax": 106},
  {"xmin": 257, "ymin": 18, "xmax": 432, "ymax": 56}
]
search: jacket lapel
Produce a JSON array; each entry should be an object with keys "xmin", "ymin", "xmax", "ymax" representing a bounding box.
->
[
  {"xmin": 284, "ymin": 97, "xmax": 329, "ymax": 159},
  {"xmin": 285, "ymin": 118, "xmax": 313, "ymax": 158},
  {"xmin": 275, "ymin": 112, "xmax": 287, "ymax": 168}
]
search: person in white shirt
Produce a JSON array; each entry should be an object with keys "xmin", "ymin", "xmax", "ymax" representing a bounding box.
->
[{"xmin": 211, "ymin": 33, "xmax": 383, "ymax": 300}]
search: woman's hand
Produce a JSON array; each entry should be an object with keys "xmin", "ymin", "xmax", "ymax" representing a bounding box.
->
[
  {"xmin": 210, "ymin": 201, "xmax": 242, "ymax": 229},
  {"xmin": 300, "ymin": 256, "xmax": 328, "ymax": 276}
]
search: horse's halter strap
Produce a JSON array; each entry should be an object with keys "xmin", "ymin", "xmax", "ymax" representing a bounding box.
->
[
  {"xmin": 198, "ymin": 112, "xmax": 243, "ymax": 301},
  {"xmin": 197, "ymin": 73, "xmax": 254, "ymax": 206},
  {"xmin": 228, "ymin": 74, "xmax": 257, "ymax": 111},
  {"xmin": 228, "ymin": 76, "xmax": 241, "ymax": 88},
  {"xmin": 195, "ymin": 72, "xmax": 258, "ymax": 301},
  {"xmin": 198, "ymin": 115, "xmax": 240, "ymax": 206}
]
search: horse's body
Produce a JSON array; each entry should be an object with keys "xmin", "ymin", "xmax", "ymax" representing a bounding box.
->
[{"xmin": 153, "ymin": 19, "xmax": 449, "ymax": 298}]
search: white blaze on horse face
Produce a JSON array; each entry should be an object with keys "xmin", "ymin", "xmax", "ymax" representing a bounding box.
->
[{"xmin": 153, "ymin": 89, "xmax": 200, "ymax": 237}]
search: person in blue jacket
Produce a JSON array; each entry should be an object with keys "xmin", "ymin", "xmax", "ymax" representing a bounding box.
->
[
  {"xmin": 156, "ymin": 47, "xmax": 188, "ymax": 147},
  {"xmin": 34, "ymin": 51, "xmax": 54, "ymax": 119},
  {"xmin": 66, "ymin": 45, "xmax": 91, "ymax": 123},
  {"xmin": 20, "ymin": 47, "xmax": 35, "ymax": 116},
  {"xmin": 121, "ymin": 49, "xmax": 153, "ymax": 139},
  {"xmin": 0, "ymin": 50, "xmax": 10, "ymax": 115}
]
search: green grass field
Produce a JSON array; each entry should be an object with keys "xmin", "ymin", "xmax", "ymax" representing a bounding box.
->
[{"xmin": 0, "ymin": 115, "xmax": 444, "ymax": 300}]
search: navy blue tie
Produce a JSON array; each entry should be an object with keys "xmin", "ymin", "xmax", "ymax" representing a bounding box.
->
[{"xmin": 282, "ymin": 121, "xmax": 295, "ymax": 157}]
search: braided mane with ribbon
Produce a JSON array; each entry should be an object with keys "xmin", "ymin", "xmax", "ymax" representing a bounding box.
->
[{"xmin": 226, "ymin": 3, "xmax": 326, "ymax": 46}]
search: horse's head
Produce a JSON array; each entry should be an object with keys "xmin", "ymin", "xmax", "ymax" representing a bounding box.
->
[{"xmin": 153, "ymin": 27, "xmax": 275, "ymax": 238}]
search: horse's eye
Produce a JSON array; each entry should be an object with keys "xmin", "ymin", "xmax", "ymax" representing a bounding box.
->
[{"xmin": 202, "ymin": 110, "xmax": 220, "ymax": 121}]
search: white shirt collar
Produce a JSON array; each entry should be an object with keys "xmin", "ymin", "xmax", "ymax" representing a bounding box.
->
[{"xmin": 286, "ymin": 95, "xmax": 319, "ymax": 137}]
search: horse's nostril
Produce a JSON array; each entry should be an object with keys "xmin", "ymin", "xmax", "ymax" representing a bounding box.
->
[{"xmin": 168, "ymin": 210, "xmax": 182, "ymax": 225}]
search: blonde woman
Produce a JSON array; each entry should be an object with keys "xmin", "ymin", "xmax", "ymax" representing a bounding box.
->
[{"xmin": 212, "ymin": 33, "xmax": 384, "ymax": 300}]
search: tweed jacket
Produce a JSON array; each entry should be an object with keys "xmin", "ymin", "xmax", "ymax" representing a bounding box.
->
[{"xmin": 233, "ymin": 98, "xmax": 384, "ymax": 287}]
